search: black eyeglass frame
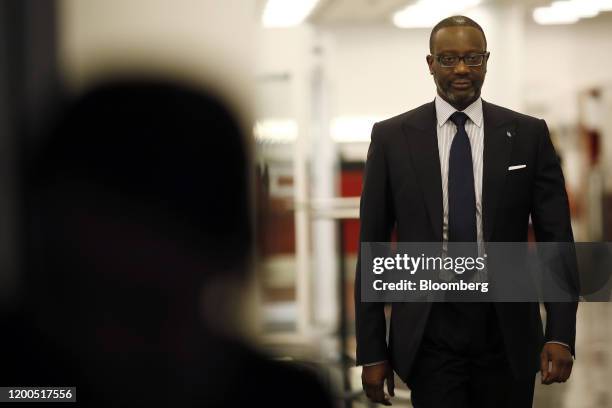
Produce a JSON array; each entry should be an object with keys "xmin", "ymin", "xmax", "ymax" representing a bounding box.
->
[{"xmin": 432, "ymin": 52, "xmax": 490, "ymax": 68}]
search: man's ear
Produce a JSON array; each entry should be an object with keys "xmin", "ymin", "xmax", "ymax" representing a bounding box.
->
[
  {"xmin": 483, "ymin": 51, "xmax": 490, "ymax": 73},
  {"xmin": 426, "ymin": 55, "xmax": 434, "ymax": 74}
]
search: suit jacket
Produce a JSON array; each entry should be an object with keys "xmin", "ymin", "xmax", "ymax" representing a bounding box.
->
[{"xmin": 354, "ymin": 100, "xmax": 578, "ymax": 382}]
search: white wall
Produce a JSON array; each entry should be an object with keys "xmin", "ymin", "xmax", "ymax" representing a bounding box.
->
[
  {"xmin": 317, "ymin": 6, "xmax": 612, "ymax": 129},
  {"xmin": 523, "ymin": 12, "xmax": 612, "ymax": 125},
  {"xmin": 59, "ymin": 0, "xmax": 256, "ymax": 119},
  {"xmin": 323, "ymin": 2, "xmax": 526, "ymax": 121}
]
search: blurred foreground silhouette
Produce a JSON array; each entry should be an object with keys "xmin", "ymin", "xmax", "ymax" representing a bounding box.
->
[{"xmin": 2, "ymin": 79, "xmax": 333, "ymax": 407}]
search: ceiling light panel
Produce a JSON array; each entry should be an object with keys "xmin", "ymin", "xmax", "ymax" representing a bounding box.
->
[
  {"xmin": 533, "ymin": 0, "xmax": 612, "ymax": 25},
  {"xmin": 393, "ymin": 0, "xmax": 482, "ymax": 28},
  {"xmin": 262, "ymin": 0, "xmax": 320, "ymax": 28}
]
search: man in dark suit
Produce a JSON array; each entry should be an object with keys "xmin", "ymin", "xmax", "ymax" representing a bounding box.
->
[{"xmin": 355, "ymin": 16, "xmax": 578, "ymax": 407}]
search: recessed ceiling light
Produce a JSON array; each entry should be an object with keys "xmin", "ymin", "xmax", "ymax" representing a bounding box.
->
[{"xmin": 262, "ymin": 0, "xmax": 319, "ymax": 28}]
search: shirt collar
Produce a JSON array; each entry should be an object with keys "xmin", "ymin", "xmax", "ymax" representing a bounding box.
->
[{"xmin": 435, "ymin": 95, "xmax": 483, "ymax": 128}]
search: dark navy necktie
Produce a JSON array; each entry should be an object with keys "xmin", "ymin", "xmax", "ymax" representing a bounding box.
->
[{"xmin": 448, "ymin": 111, "xmax": 477, "ymax": 244}]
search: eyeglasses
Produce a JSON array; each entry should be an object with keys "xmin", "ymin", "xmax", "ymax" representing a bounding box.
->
[{"xmin": 434, "ymin": 52, "xmax": 488, "ymax": 68}]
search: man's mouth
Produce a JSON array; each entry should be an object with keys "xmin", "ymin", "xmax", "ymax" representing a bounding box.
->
[{"xmin": 451, "ymin": 80, "xmax": 472, "ymax": 90}]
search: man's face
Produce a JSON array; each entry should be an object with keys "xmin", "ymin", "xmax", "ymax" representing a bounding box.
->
[{"xmin": 426, "ymin": 26, "xmax": 489, "ymax": 110}]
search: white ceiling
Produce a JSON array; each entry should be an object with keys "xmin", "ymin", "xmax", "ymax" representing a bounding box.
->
[
  {"xmin": 308, "ymin": 0, "xmax": 551, "ymax": 25},
  {"xmin": 256, "ymin": 0, "xmax": 603, "ymax": 27},
  {"xmin": 310, "ymin": 0, "xmax": 411, "ymax": 24}
]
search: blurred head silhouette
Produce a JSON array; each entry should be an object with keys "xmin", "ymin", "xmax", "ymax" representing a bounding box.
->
[
  {"xmin": 24, "ymin": 78, "xmax": 255, "ymax": 404},
  {"xmin": 22, "ymin": 77, "xmax": 332, "ymax": 408}
]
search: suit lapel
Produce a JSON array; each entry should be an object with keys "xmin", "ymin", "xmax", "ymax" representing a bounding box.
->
[
  {"xmin": 482, "ymin": 100, "xmax": 515, "ymax": 242},
  {"xmin": 402, "ymin": 101, "xmax": 443, "ymax": 241}
]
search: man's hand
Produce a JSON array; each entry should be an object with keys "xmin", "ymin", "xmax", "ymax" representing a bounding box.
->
[
  {"xmin": 362, "ymin": 361, "xmax": 395, "ymax": 405},
  {"xmin": 540, "ymin": 343, "xmax": 573, "ymax": 384}
]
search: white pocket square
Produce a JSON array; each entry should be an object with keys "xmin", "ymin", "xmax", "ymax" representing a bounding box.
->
[{"xmin": 508, "ymin": 164, "xmax": 526, "ymax": 171}]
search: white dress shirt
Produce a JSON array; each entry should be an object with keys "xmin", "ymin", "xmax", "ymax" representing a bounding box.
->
[{"xmin": 435, "ymin": 95, "xmax": 484, "ymax": 245}]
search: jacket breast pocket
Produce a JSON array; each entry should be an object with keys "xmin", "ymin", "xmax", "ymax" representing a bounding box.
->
[{"xmin": 503, "ymin": 165, "xmax": 532, "ymax": 208}]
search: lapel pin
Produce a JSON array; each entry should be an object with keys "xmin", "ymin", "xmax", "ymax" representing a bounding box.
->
[{"xmin": 506, "ymin": 130, "xmax": 512, "ymax": 138}]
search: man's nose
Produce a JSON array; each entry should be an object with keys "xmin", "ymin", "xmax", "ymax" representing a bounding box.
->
[{"xmin": 454, "ymin": 60, "xmax": 470, "ymax": 74}]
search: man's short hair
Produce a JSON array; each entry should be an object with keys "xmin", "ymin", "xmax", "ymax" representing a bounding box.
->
[{"xmin": 429, "ymin": 15, "xmax": 487, "ymax": 53}]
